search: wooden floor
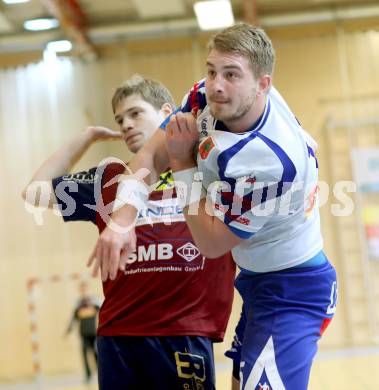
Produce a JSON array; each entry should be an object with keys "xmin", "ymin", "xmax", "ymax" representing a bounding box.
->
[
  {"xmin": 2, "ymin": 349, "xmax": 379, "ymax": 390},
  {"xmin": 217, "ymin": 349, "xmax": 379, "ymax": 390}
]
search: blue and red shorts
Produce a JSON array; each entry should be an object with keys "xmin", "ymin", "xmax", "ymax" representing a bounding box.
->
[{"xmin": 226, "ymin": 252, "xmax": 337, "ymax": 390}]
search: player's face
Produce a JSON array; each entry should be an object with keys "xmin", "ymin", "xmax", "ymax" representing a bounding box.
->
[
  {"xmin": 114, "ymin": 94, "xmax": 166, "ymax": 153},
  {"xmin": 205, "ymin": 49, "xmax": 262, "ymax": 131}
]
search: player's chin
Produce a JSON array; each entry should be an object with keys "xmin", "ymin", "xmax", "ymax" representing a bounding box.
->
[
  {"xmin": 127, "ymin": 140, "xmax": 143, "ymax": 154},
  {"xmin": 212, "ymin": 110, "xmax": 231, "ymax": 123},
  {"xmin": 210, "ymin": 105, "xmax": 227, "ymax": 119},
  {"xmin": 210, "ymin": 104, "xmax": 230, "ymax": 120}
]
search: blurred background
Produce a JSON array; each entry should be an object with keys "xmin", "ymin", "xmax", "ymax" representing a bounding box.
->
[{"xmin": 1, "ymin": 0, "xmax": 379, "ymax": 389}]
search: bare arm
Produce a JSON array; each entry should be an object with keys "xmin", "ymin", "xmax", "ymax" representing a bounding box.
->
[
  {"xmin": 168, "ymin": 113, "xmax": 242, "ymax": 258},
  {"xmin": 22, "ymin": 126, "xmax": 122, "ymax": 208},
  {"xmin": 126, "ymin": 127, "xmax": 169, "ymax": 185},
  {"xmin": 87, "ymin": 127, "xmax": 171, "ymax": 281},
  {"xmin": 180, "ymin": 199, "xmax": 242, "ymax": 258}
]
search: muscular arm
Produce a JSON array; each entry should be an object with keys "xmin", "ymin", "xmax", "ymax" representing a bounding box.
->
[
  {"xmin": 127, "ymin": 127, "xmax": 169, "ymax": 185},
  {"xmin": 167, "ymin": 112, "xmax": 242, "ymax": 258},
  {"xmin": 181, "ymin": 198, "xmax": 242, "ymax": 258},
  {"xmin": 22, "ymin": 127, "xmax": 121, "ymax": 208},
  {"xmin": 101, "ymin": 128, "xmax": 169, "ymax": 230}
]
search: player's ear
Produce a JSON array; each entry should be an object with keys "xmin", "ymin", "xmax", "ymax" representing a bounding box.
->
[
  {"xmin": 257, "ymin": 75, "xmax": 272, "ymax": 96},
  {"xmin": 160, "ymin": 102, "xmax": 173, "ymax": 117}
]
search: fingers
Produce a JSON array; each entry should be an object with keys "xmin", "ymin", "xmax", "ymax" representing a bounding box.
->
[
  {"xmin": 175, "ymin": 112, "xmax": 191, "ymax": 134},
  {"xmin": 100, "ymin": 239, "xmax": 110, "ymax": 282},
  {"xmin": 86, "ymin": 232, "xmax": 114, "ymax": 282},
  {"xmin": 119, "ymin": 231, "xmax": 136, "ymax": 272},
  {"xmin": 87, "ymin": 228, "xmax": 137, "ymax": 282},
  {"xmin": 119, "ymin": 249, "xmax": 129, "ymax": 272},
  {"xmin": 91, "ymin": 256, "xmax": 101, "ymax": 278},
  {"xmin": 105, "ymin": 130, "xmax": 123, "ymax": 141},
  {"xmin": 111, "ymin": 132, "xmax": 123, "ymax": 140},
  {"xmin": 167, "ymin": 112, "xmax": 197, "ymax": 138},
  {"xmin": 87, "ymin": 242, "xmax": 101, "ymax": 278},
  {"xmin": 109, "ymin": 244, "xmax": 120, "ymax": 281},
  {"xmin": 167, "ymin": 114, "xmax": 180, "ymax": 136},
  {"xmin": 94, "ymin": 126, "xmax": 123, "ymax": 140}
]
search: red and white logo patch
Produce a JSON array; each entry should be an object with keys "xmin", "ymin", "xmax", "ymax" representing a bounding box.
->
[
  {"xmin": 236, "ymin": 216, "xmax": 250, "ymax": 226},
  {"xmin": 199, "ymin": 137, "xmax": 215, "ymax": 160}
]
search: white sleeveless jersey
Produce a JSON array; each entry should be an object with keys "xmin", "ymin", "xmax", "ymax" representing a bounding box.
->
[{"xmin": 166, "ymin": 80, "xmax": 323, "ymax": 272}]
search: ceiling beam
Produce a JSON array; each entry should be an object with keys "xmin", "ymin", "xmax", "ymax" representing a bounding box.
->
[
  {"xmin": 39, "ymin": 0, "xmax": 96, "ymax": 59},
  {"xmin": 2, "ymin": 3, "xmax": 379, "ymax": 54},
  {"xmin": 130, "ymin": 0, "xmax": 186, "ymax": 19}
]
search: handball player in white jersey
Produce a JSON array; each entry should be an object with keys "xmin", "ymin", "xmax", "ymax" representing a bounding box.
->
[{"xmin": 89, "ymin": 24, "xmax": 337, "ymax": 390}]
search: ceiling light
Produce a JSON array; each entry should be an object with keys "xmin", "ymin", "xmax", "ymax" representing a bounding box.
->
[
  {"xmin": 46, "ymin": 40, "xmax": 72, "ymax": 53},
  {"xmin": 24, "ymin": 18, "xmax": 59, "ymax": 31},
  {"xmin": 194, "ymin": 0, "xmax": 234, "ymax": 31},
  {"xmin": 2, "ymin": 0, "xmax": 30, "ymax": 4}
]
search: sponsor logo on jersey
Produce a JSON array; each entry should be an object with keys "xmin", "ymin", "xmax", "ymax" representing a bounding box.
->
[
  {"xmin": 246, "ymin": 176, "xmax": 257, "ymax": 184},
  {"xmin": 176, "ymin": 243, "xmax": 200, "ymax": 262},
  {"xmin": 62, "ymin": 172, "xmax": 98, "ymax": 183},
  {"xmin": 236, "ymin": 175, "xmax": 257, "ymax": 186},
  {"xmin": 125, "ymin": 242, "xmax": 200, "ymax": 264},
  {"xmin": 138, "ymin": 204, "xmax": 182, "ymax": 219},
  {"xmin": 201, "ymin": 117, "xmax": 208, "ymax": 134},
  {"xmin": 236, "ymin": 216, "xmax": 250, "ymax": 225},
  {"xmin": 155, "ymin": 170, "xmax": 174, "ymax": 191},
  {"xmin": 136, "ymin": 199, "xmax": 185, "ymax": 226},
  {"xmin": 126, "ymin": 243, "xmax": 173, "ymax": 264},
  {"xmin": 199, "ymin": 136, "xmax": 215, "ymax": 160}
]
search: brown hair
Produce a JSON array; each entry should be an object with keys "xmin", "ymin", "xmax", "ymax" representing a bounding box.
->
[
  {"xmin": 208, "ymin": 23, "xmax": 275, "ymax": 77},
  {"xmin": 111, "ymin": 74, "xmax": 175, "ymax": 113}
]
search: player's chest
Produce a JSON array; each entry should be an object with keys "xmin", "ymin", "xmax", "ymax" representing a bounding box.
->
[{"xmin": 196, "ymin": 121, "xmax": 252, "ymax": 175}]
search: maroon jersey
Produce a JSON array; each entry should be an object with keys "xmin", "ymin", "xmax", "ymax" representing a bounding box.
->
[{"xmin": 95, "ymin": 163, "xmax": 235, "ymax": 341}]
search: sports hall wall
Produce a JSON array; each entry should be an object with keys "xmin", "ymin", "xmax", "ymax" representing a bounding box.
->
[{"xmin": 1, "ymin": 20, "xmax": 379, "ymax": 381}]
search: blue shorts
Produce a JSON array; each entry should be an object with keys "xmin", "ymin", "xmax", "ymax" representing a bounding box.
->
[
  {"xmin": 225, "ymin": 255, "xmax": 337, "ymax": 390},
  {"xmin": 97, "ymin": 335, "xmax": 215, "ymax": 390}
]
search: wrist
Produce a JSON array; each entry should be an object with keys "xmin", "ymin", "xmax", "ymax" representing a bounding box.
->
[
  {"xmin": 113, "ymin": 177, "xmax": 149, "ymax": 214},
  {"xmin": 112, "ymin": 205, "xmax": 138, "ymax": 227},
  {"xmin": 84, "ymin": 126, "xmax": 99, "ymax": 143}
]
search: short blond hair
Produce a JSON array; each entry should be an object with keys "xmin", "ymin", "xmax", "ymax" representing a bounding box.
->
[
  {"xmin": 208, "ymin": 23, "xmax": 275, "ymax": 77},
  {"xmin": 111, "ymin": 74, "xmax": 175, "ymax": 113}
]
